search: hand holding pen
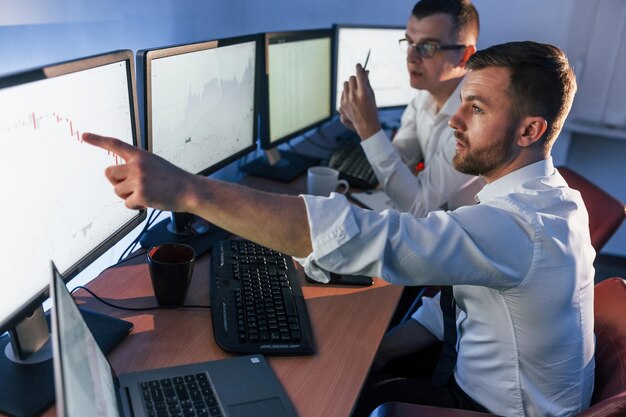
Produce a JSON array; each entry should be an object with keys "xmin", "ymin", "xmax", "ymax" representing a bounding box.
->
[
  {"xmin": 363, "ymin": 49, "xmax": 371, "ymax": 71},
  {"xmin": 339, "ymin": 49, "xmax": 381, "ymax": 140}
]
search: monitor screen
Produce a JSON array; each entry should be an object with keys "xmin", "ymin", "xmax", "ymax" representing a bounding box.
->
[
  {"xmin": 334, "ymin": 25, "xmax": 414, "ymax": 111},
  {"xmin": 262, "ymin": 29, "xmax": 332, "ymax": 149},
  {"xmin": 0, "ymin": 50, "xmax": 145, "ymax": 333},
  {"xmin": 139, "ymin": 34, "xmax": 260, "ymax": 176}
]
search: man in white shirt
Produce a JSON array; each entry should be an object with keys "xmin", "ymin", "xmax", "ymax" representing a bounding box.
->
[
  {"xmin": 340, "ymin": 0, "xmax": 484, "ymax": 376},
  {"xmin": 340, "ymin": 0, "xmax": 484, "ymax": 216},
  {"xmin": 85, "ymin": 41, "xmax": 595, "ymax": 417}
]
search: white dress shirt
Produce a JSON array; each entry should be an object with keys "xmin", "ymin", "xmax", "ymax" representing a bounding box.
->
[
  {"xmin": 296, "ymin": 158, "xmax": 595, "ymax": 417},
  {"xmin": 361, "ymin": 81, "xmax": 484, "ymax": 216}
]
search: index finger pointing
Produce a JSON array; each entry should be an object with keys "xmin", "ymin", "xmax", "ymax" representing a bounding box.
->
[{"xmin": 82, "ymin": 132, "xmax": 136, "ymax": 160}]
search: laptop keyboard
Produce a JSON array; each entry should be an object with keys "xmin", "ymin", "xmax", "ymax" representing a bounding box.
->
[{"xmin": 140, "ymin": 372, "xmax": 222, "ymax": 417}]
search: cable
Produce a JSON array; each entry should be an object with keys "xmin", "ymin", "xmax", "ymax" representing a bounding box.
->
[
  {"xmin": 70, "ymin": 285, "xmax": 210, "ymax": 311},
  {"xmin": 117, "ymin": 209, "xmax": 163, "ymax": 262},
  {"xmin": 120, "ymin": 208, "xmax": 162, "ymax": 260},
  {"xmin": 69, "ymin": 209, "xmax": 211, "ymax": 313}
]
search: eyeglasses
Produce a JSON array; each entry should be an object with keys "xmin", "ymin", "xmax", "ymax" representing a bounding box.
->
[{"xmin": 398, "ymin": 38, "xmax": 466, "ymax": 58}]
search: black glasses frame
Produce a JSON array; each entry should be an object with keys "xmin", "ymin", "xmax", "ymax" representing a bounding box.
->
[{"xmin": 398, "ymin": 38, "xmax": 466, "ymax": 58}]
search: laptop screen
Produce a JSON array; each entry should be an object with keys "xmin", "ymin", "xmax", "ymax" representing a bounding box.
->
[{"xmin": 51, "ymin": 264, "xmax": 122, "ymax": 417}]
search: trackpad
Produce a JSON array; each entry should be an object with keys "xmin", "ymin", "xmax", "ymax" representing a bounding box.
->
[{"xmin": 228, "ymin": 397, "xmax": 287, "ymax": 417}]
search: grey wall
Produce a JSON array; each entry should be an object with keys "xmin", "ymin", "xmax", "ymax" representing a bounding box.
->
[{"xmin": 0, "ymin": 0, "xmax": 413, "ymax": 75}]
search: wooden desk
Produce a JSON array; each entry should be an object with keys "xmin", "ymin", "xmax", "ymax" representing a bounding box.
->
[{"xmin": 35, "ymin": 174, "xmax": 402, "ymax": 417}]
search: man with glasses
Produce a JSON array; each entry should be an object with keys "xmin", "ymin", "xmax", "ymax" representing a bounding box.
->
[
  {"xmin": 340, "ymin": 0, "xmax": 484, "ymax": 387},
  {"xmin": 340, "ymin": 0, "xmax": 483, "ymax": 216}
]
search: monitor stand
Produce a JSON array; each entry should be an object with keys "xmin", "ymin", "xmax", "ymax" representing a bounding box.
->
[
  {"xmin": 0, "ymin": 307, "xmax": 132, "ymax": 417},
  {"xmin": 139, "ymin": 212, "xmax": 231, "ymax": 257},
  {"xmin": 241, "ymin": 149, "xmax": 320, "ymax": 182}
]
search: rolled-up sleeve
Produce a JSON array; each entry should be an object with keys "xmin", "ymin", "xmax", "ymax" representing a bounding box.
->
[
  {"xmin": 295, "ymin": 193, "xmax": 534, "ymax": 289},
  {"xmin": 294, "ymin": 193, "xmax": 361, "ymax": 283}
]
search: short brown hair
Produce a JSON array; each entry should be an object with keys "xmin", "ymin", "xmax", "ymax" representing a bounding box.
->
[
  {"xmin": 412, "ymin": 0, "xmax": 480, "ymax": 43},
  {"xmin": 467, "ymin": 41, "xmax": 577, "ymax": 152}
]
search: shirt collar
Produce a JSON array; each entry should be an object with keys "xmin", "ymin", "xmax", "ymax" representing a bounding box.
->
[
  {"xmin": 476, "ymin": 157, "xmax": 555, "ymax": 203},
  {"xmin": 439, "ymin": 78, "xmax": 464, "ymax": 117}
]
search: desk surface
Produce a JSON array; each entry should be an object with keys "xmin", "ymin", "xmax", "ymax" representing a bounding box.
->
[{"xmin": 37, "ymin": 174, "xmax": 403, "ymax": 417}]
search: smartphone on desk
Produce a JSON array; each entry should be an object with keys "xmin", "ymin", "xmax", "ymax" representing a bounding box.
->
[{"xmin": 306, "ymin": 272, "xmax": 373, "ymax": 286}]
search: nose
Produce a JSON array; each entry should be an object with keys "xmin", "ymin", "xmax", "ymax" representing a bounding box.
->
[
  {"xmin": 406, "ymin": 46, "xmax": 422, "ymax": 63},
  {"xmin": 449, "ymin": 108, "xmax": 465, "ymax": 132}
]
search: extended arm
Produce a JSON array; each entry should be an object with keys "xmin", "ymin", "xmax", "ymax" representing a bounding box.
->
[{"xmin": 82, "ymin": 133, "xmax": 313, "ymax": 257}]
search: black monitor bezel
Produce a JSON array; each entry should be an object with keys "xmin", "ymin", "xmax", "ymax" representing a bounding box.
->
[
  {"xmin": 259, "ymin": 28, "xmax": 334, "ymax": 150},
  {"xmin": 332, "ymin": 23, "xmax": 411, "ymax": 112},
  {"xmin": 0, "ymin": 50, "xmax": 147, "ymax": 334},
  {"xmin": 137, "ymin": 33, "xmax": 263, "ymax": 177}
]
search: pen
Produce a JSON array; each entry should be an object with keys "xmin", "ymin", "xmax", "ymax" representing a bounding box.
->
[{"xmin": 363, "ymin": 49, "xmax": 371, "ymax": 70}]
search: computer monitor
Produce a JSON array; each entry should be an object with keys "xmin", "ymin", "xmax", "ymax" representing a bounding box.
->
[
  {"xmin": 0, "ymin": 50, "xmax": 145, "ymax": 416},
  {"xmin": 334, "ymin": 24, "xmax": 414, "ymax": 111},
  {"xmin": 137, "ymin": 34, "xmax": 261, "ymax": 253},
  {"xmin": 241, "ymin": 29, "xmax": 333, "ymax": 182}
]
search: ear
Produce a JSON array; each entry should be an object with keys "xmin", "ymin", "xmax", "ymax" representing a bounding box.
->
[
  {"xmin": 517, "ymin": 116, "xmax": 548, "ymax": 147},
  {"xmin": 459, "ymin": 44, "xmax": 476, "ymax": 68}
]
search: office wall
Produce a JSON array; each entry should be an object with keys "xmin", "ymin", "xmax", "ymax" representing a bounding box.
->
[
  {"xmin": 0, "ymin": 0, "xmax": 414, "ymax": 76},
  {"xmin": 473, "ymin": 0, "xmax": 574, "ymax": 49},
  {"xmin": 0, "ymin": 0, "xmax": 578, "ymax": 76},
  {"xmin": 1, "ymin": 0, "xmax": 624, "ymax": 257}
]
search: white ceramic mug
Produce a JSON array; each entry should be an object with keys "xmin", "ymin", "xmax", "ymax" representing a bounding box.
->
[{"xmin": 307, "ymin": 166, "xmax": 350, "ymax": 196}]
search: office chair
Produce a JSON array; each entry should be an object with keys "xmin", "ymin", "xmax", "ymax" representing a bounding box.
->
[
  {"xmin": 557, "ymin": 166, "xmax": 626, "ymax": 252},
  {"xmin": 369, "ymin": 276, "xmax": 626, "ymax": 417}
]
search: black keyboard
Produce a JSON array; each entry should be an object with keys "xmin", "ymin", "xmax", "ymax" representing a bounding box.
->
[
  {"xmin": 327, "ymin": 141, "xmax": 379, "ymax": 190},
  {"xmin": 139, "ymin": 372, "xmax": 223, "ymax": 417},
  {"xmin": 210, "ymin": 239, "xmax": 315, "ymax": 355}
]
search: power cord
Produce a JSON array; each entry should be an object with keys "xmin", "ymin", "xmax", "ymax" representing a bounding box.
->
[
  {"xmin": 70, "ymin": 285, "xmax": 211, "ymax": 312},
  {"xmin": 72, "ymin": 230, "xmax": 212, "ymax": 311},
  {"xmin": 117, "ymin": 209, "xmax": 163, "ymax": 262}
]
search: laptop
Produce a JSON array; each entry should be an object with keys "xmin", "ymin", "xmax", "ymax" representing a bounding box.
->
[{"xmin": 50, "ymin": 262, "xmax": 298, "ymax": 417}]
